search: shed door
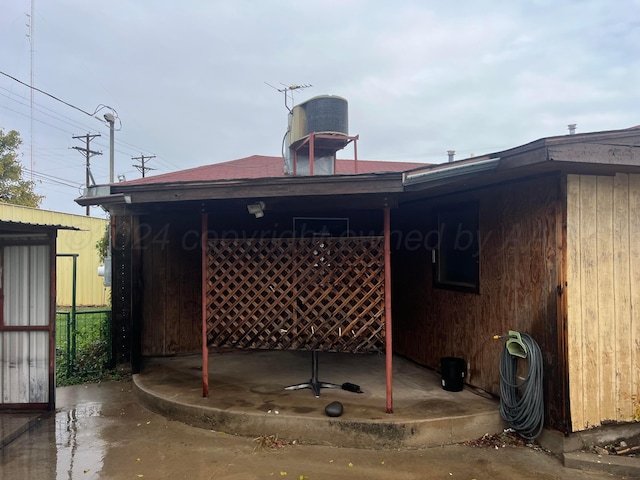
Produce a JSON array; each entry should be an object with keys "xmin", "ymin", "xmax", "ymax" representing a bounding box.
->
[{"xmin": 0, "ymin": 245, "xmax": 52, "ymax": 409}]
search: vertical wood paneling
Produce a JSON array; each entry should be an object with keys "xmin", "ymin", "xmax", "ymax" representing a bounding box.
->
[
  {"xmin": 596, "ymin": 176, "xmax": 616, "ymax": 421},
  {"xmin": 578, "ymin": 176, "xmax": 600, "ymax": 426},
  {"xmin": 556, "ymin": 176, "xmax": 570, "ymax": 431},
  {"xmin": 566, "ymin": 174, "xmax": 584, "ymax": 428},
  {"xmin": 165, "ymin": 228, "xmax": 180, "ymax": 354},
  {"xmin": 567, "ymin": 173, "xmax": 640, "ymax": 431},
  {"xmin": 141, "ymin": 221, "xmax": 154, "ymax": 355},
  {"xmin": 141, "ymin": 214, "xmax": 202, "ymax": 356},
  {"xmin": 630, "ymin": 174, "xmax": 640, "ymax": 423},
  {"xmin": 613, "ymin": 174, "xmax": 632, "ymax": 421}
]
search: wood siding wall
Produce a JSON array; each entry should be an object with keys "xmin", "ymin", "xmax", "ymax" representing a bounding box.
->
[
  {"xmin": 566, "ymin": 173, "xmax": 640, "ymax": 431},
  {"xmin": 393, "ymin": 175, "xmax": 566, "ymax": 430},
  {"xmin": 140, "ymin": 214, "xmax": 202, "ymax": 356}
]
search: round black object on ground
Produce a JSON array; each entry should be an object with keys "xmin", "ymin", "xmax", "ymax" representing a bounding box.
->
[{"xmin": 325, "ymin": 401, "xmax": 343, "ymax": 417}]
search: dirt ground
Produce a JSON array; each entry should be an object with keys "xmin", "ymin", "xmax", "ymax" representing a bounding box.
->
[{"xmin": 0, "ymin": 381, "xmax": 626, "ymax": 479}]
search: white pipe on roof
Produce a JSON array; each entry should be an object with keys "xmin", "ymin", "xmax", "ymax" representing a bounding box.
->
[{"xmin": 403, "ymin": 157, "xmax": 500, "ymax": 186}]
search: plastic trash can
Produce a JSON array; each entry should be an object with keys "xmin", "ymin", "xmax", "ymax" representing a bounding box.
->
[{"xmin": 440, "ymin": 357, "xmax": 466, "ymax": 392}]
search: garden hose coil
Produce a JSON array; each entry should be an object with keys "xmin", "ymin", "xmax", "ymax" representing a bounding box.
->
[{"xmin": 496, "ymin": 331, "xmax": 544, "ymax": 440}]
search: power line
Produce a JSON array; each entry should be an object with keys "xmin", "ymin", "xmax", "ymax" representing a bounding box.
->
[
  {"xmin": 23, "ymin": 168, "xmax": 82, "ymax": 189},
  {"xmin": 132, "ymin": 154, "xmax": 156, "ymax": 178},
  {"xmin": 71, "ymin": 133, "xmax": 101, "ymax": 215},
  {"xmin": 0, "ymin": 69, "xmax": 118, "ymax": 119}
]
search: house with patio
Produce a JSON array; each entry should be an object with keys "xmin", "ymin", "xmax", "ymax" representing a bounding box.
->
[{"xmin": 76, "ymin": 102, "xmax": 640, "ymax": 439}]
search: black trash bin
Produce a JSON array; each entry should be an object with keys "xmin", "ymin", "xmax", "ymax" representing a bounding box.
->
[{"xmin": 440, "ymin": 357, "xmax": 466, "ymax": 392}]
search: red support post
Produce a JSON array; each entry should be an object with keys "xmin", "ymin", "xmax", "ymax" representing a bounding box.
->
[
  {"xmin": 201, "ymin": 212, "xmax": 209, "ymax": 398},
  {"xmin": 383, "ymin": 206, "xmax": 393, "ymax": 413},
  {"xmin": 293, "ymin": 149, "xmax": 297, "ymax": 176},
  {"xmin": 354, "ymin": 135, "xmax": 359, "ymax": 174}
]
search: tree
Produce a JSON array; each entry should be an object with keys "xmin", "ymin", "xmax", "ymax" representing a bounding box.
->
[{"xmin": 0, "ymin": 129, "xmax": 42, "ymax": 207}]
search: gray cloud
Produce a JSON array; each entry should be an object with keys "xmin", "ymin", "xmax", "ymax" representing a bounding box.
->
[{"xmin": 1, "ymin": 0, "xmax": 638, "ymax": 214}]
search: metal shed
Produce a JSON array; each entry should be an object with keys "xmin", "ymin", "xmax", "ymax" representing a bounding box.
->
[{"xmin": 0, "ymin": 219, "xmax": 70, "ymax": 411}]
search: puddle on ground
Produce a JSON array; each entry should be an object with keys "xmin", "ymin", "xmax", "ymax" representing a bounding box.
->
[
  {"xmin": 55, "ymin": 404, "xmax": 107, "ymax": 478},
  {"xmin": 0, "ymin": 403, "xmax": 108, "ymax": 479}
]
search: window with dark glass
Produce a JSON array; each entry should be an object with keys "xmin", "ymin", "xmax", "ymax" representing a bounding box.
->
[{"xmin": 434, "ymin": 202, "xmax": 479, "ymax": 292}]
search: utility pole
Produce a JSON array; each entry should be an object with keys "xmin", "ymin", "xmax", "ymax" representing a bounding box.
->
[
  {"xmin": 72, "ymin": 133, "xmax": 101, "ymax": 216},
  {"xmin": 132, "ymin": 154, "xmax": 156, "ymax": 178}
]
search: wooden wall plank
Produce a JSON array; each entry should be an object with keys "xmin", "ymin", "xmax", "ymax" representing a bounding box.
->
[
  {"xmin": 578, "ymin": 175, "xmax": 600, "ymax": 428},
  {"xmin": 612, "ymin": 173, "xmax": 632, "ymax": 421},
  {"xmin": 165, "ymin": 225, "xmax": 181, "ymax": 354},
  {"xmin": 629, "ymin": 174, "xmax": 640, "ymax": 423},
  {"xmin": 565, "ymin": 175, "xmax": 584, "ymax": 429},
  {"xmin": 141, "ymin": 220, "xmax": 155, "ymax": 355},
  {"xmin": 596, "ymin": 176, "xmax": 616, "ymax": 422},
  {"xmin": 555, "ymin": 175, "xmax": 569, "ymax": 432}
]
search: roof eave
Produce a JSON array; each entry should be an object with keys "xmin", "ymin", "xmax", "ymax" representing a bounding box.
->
[{"xmin": 76, "ymin": 173, "xmax": 405, "ymax": 207}]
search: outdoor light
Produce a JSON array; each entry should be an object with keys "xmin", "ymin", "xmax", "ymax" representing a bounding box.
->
[
  {"xmin": 247, "ymin": 201, "xmax": 265, "ymax": 218},
  {"xmin": 117, "ymin": 174, "xmax": 126, "ymax": 182}
]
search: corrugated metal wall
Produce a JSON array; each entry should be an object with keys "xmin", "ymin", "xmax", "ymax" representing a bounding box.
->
[
  {"xmin": 566, "ymin": 173, "xmax": 640, "ymax": 431},
  {"xmin": 0, "ymin": 205, "xmax": 109, "ymax": 306},
  {"xmin": 1, "ymin": 245, "xmax": 50, "ymax": 403}
]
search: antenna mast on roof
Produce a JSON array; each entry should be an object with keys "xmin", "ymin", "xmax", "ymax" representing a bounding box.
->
[{"xmin": 265, "ymin": 82, "xmax": 312, "ymax": 112}]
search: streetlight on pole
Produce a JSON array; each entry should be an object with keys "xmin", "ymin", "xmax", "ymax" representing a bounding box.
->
[{"xmin": 104, "ymin": 113, "xmax": 115, "ymax": 183}]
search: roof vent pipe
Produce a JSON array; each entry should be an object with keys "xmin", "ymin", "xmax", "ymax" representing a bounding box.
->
[
  {"xmin": 568, "ymin": 124, "xmax": 577, "ymax": 135},
  {"xmin": 447, "ymin": 150, "xmax": 456, "ymax": 162}
]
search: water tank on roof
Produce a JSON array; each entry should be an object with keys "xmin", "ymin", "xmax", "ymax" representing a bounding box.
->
[
  {"xmin": 304, "ymin": 95, "xmax": 348, "ymax": 136},
  {"xmin": 289, "ymin": 95, "xmax": 348, "ymax": 145}
]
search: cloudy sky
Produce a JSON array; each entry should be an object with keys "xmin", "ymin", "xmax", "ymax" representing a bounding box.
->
[{"xmin": 1, "ymin": 0, "xmax": 639, "ymax": 216}]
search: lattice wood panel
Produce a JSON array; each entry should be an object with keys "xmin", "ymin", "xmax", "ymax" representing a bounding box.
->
[{"xmin": 205, "ymin": 237, "xmax": 385, "ymax": 352}]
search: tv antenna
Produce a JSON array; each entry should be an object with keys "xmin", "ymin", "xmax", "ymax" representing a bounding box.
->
[{"xmin": 265, "ymin": 82, "xmax": 312, "ymax": 112}]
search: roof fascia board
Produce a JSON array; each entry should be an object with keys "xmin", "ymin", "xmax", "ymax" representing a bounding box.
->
[
  {"xmin": 403, "ymin": 157, "xmax": 500, "ymax": 186},
  {"xmin": 78, "ymin": 174, "xmax": 404, "ymax": 207},
  {"xmin": 548, "ymin": 142, "xmax": 638, "ymax": 166}
]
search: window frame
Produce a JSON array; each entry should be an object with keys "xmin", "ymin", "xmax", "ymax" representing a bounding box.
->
[{"xmin": 433, "ymin": 202, "xmax": 480, "ymax": 293}]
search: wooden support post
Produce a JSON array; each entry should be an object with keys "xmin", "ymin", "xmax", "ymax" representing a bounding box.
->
[
  {"xmin": 201, "ymin": 212, "xmax": 209, "ymax": 397},
  {"xmin": 384, "ymin": 206, "xmax": 393, "ymax": 413}
]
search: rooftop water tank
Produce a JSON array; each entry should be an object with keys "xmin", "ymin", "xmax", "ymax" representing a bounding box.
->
[
  {"xmin": 304, "ymin": 95, "xmax": 348, "ymax": 136},
  {"xmin": 289, "ymin": 95, "xmax": 348, "ymax": 145}
]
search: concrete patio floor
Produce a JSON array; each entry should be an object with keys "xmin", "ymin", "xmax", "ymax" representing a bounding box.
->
[{"xmin": 133, "ymin": 350, "xmax": 506, "ymax": 449}]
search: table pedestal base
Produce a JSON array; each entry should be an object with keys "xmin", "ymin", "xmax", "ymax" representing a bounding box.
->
[{"xmin": 284, "ymin": 351, "xmax": 343, "ymax": 398}]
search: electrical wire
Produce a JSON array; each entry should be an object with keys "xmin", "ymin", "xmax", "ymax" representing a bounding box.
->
[
  {"xmin": 498, "ymin": 333, "xmax": 545, "ymax": 440},
  {"xmin": 0, "ymin": 70, "xmax": 116, "ymax": 118}
]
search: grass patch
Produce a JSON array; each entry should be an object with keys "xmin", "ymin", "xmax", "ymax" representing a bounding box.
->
[{"xmin": 56, "ymin": 309, "xmax": 115, "ymax": 386}]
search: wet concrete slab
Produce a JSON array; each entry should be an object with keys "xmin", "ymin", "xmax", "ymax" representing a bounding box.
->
[
  {"xmin": 0, "ymin": 381, "xmax": 622, "ymax": 479},
  {"xmin": 0, "ymin": 412, "xmax": 43, "ymax": 449},
  {"xmin": 134, "ymin": 350, "xmax": 507, "ymax": 448}
]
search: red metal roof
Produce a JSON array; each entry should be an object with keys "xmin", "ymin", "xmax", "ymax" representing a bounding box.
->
[{"xmin": 120, "ymin": 155, "xmax": 429, "ymax": 185}]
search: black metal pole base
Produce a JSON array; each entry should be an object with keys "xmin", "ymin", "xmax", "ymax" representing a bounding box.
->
[{"xmin": 284, "ymin": 351, "xmax": 343, "ymax": 398}]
